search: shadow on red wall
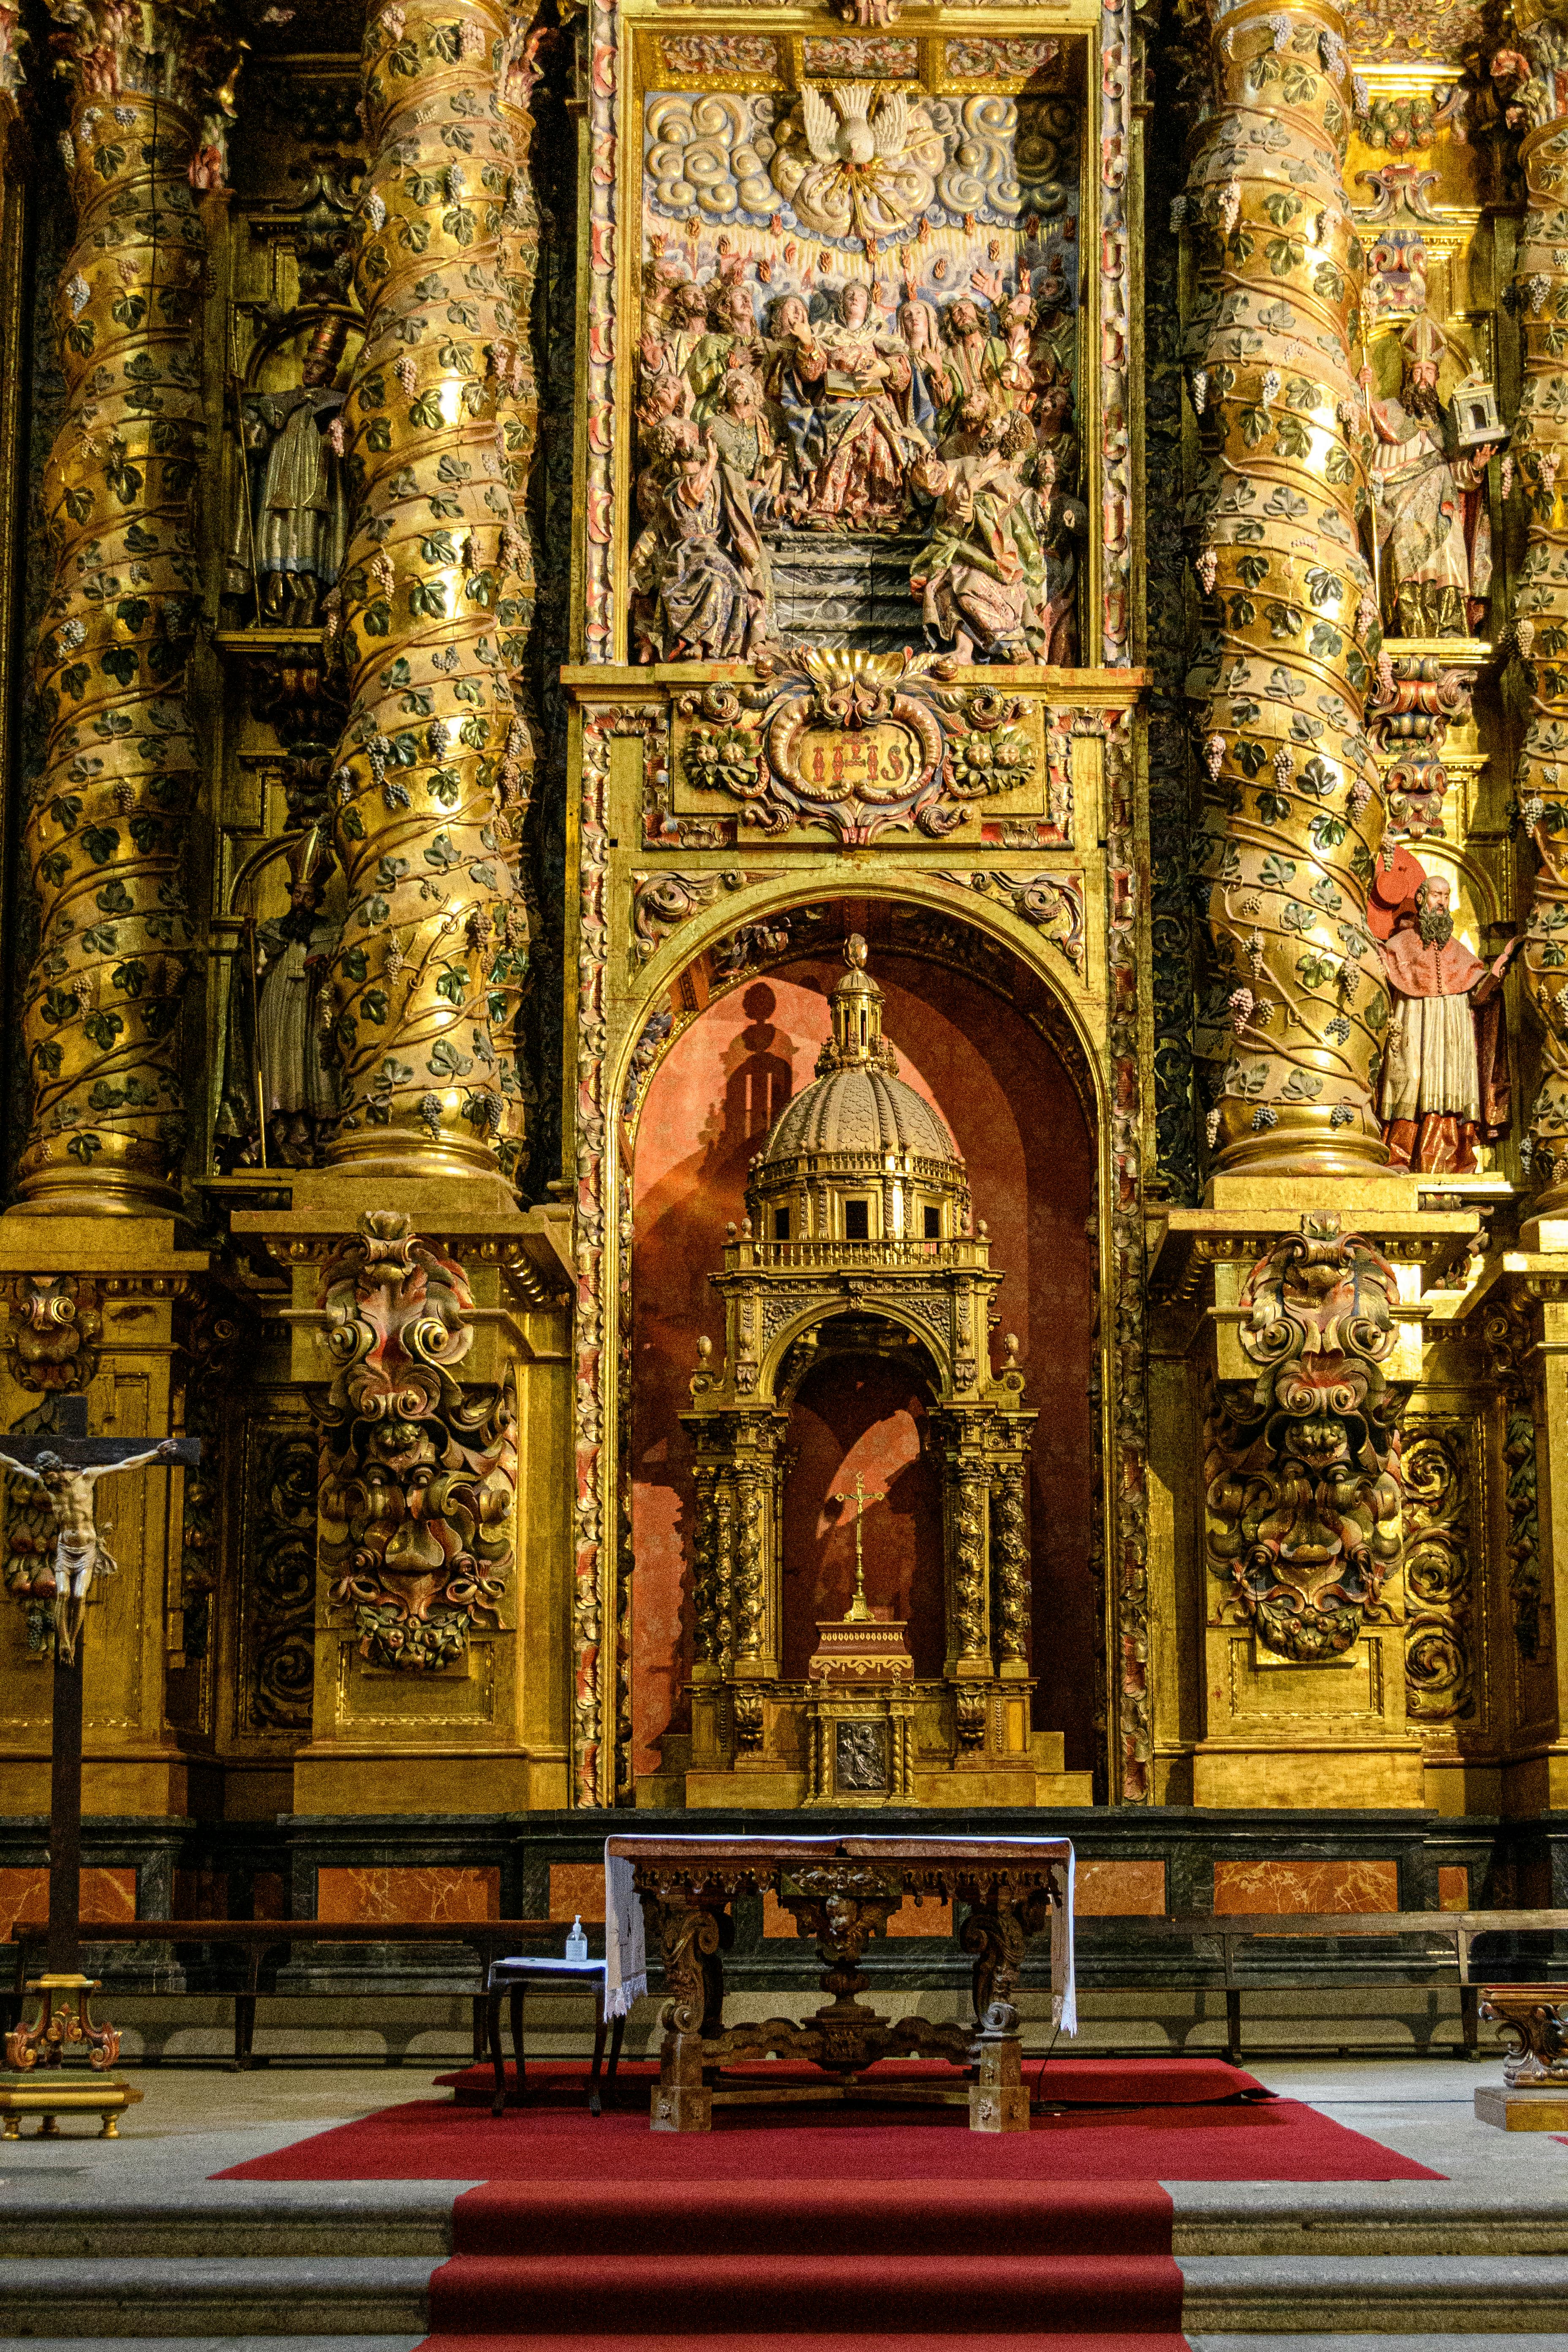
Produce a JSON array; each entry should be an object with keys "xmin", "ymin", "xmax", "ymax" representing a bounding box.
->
[{"xmin": 630, "ymin": 942, "xmax": 1098, "ymax": 1788}]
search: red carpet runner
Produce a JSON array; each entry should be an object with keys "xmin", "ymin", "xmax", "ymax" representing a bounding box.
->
[{"xmin": 420, "ymin": 2178, "xmax": 1188, "ymax": 2348}]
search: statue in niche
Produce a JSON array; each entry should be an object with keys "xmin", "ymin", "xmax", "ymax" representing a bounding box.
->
[
  {"xmin": 1033, "ymin": 443, "xmax": 1088, "ymax": 665},
  {"xmin": 1364, "ymin": 315, "xmax": 1499, "ymax": 638},
  {"xmin": 629, "ymin": 414, "xmax": 774, "ymax": 662},
  {"xmin": 215, "ymin": 760, "xmax": 340, "ymax": 1170},
  {"xmin": 226, "ymin": 318, "xmax": 350, "ymax": 629},
  {"xmin": 912, "ymin": 411, "xmax": 1045, "ymax": 662},
  {"xmin": 1377, "ymin": 868, "xmax": 1516, "ymax": 1176}
]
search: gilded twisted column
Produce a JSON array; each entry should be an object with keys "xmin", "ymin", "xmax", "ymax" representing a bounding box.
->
[
  {"xmin": 1508, "ymin": 9, "xmax": 1568, "ymax": 1212},
  {"xmin": 326, "ymin": 0, "xmax": 533, "ymax": 1181},
  {"xmin": 990, "ymin": 1460, "xmax": 1030, "ymax": 1669},
  {"xmin": 1184, "ymin": 0, "xmax": 1389, "ymax": 1175},
  {"xmin": 16, "ymin": 2, "xmax": 223, "ymax": 1215}
]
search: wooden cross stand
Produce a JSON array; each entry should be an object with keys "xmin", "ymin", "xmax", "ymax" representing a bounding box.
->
[{"xmin": 0, "ymin": 1396, "xmax": 198, "ymax": 2138}]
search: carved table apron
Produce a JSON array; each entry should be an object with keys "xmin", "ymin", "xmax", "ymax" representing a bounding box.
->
[{"xmin": 606, "ymin": 1833, "xmax": 1074, "ymax": 2134}]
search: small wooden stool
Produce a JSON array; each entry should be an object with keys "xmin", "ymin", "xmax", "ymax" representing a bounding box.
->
[{"xmin": 485, "ymin": 1955, "xmax": 625, "ymax": 2116}]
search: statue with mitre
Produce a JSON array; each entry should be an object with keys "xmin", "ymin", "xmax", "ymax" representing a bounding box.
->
[{"xmin": 1363, "ymin": 313, "xmax": 1501, "ymax": 638}]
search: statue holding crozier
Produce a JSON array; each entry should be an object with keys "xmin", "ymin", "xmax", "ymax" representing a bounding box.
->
[
  {"xmin": 0, "ymin": 1399, "xmax": 199, "ymax": 2135},
  {"xmin": 1377, "ymin": 870, "xmax": 1517, "ymax": 1176}
]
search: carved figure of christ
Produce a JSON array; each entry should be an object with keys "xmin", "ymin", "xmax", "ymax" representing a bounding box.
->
[{"xmin": 0, "ymin": 1399, "xmax": 199, "ymax": 1973}]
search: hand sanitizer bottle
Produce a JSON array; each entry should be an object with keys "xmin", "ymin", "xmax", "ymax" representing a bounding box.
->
[{"xmin": 565, "ymin": 1914, "xmax": 588, "ymax": 1961}]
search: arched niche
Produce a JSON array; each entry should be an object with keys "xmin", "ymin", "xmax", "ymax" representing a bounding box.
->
[
  {"xmin": 776, "ymin": 1319, "xmax": 946, "ymax": 1682},
  {"xmin": 626, "ymin": 898, "xmax": 1100, "ymax": 1801}
]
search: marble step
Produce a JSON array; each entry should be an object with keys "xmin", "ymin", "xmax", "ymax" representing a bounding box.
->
[
  {"xmin": 3, "ymin": 2250, "xmax": 1568, "ymax": 2338},
  {"xmin": 0, "ymin": 2255, "xmax": 438, "ymax": 2339},
  {"xmin": 9, "ymin": 2180, "xmax": 1568, "ymax": 2263},
  {"xmin": 0, "ymin": 2188, "xmax": 452, "ymax": 2261},
  {"xmin": 1179, "ymin": 2254, "xmax": 1568, "ymax": 2332}
]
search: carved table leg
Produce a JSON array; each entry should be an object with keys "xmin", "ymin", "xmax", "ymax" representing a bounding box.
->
[
  {"xmin": 959, "ymin": 1884, "xmax": 1050, "ymax": 2133},
  {"xmin": 646, "ymin": 1889, "xmax": 730, "ymax": 2132}
]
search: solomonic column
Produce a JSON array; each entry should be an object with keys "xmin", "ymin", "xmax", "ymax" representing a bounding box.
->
[
  {"xmin": 1505, "ymin": 10, "xmax": 1568, "ymax": 1218},
  {"xmin": 231, "ymin": 0, "xmax": 574, "ymax": 1819},
  {"xmin": 1183, "ymin": 0, "xmax": 1388, "ymax": 1176},
  {"xmin": 1156, "ymin": 0, "xmax": 1486, "ymax": 1811},
  {"xmin": 15, "ymin": 0, "xmax": 224, "ymax": 1216},
  {"xmin": 323, "ymin": 0, "xmax": 534, "ymax": 1183}
]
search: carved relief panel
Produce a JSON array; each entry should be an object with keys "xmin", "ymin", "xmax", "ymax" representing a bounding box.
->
[{"xmin": 620, "ymin": 23, "xmax": 1089, "ymax": 666}]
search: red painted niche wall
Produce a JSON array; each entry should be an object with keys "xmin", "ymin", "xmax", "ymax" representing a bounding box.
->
[{"xmin": 629, "ymin": 949, "xmax": 1098, "ymax": 1786}]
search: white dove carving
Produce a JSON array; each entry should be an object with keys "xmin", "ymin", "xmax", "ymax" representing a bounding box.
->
[
  {"xmin": 800, "ymin": 82, "xmax": 910, "ymax": 171},
  {"xmin": 772, "ymin": 81, "xmax": 938, "ymax": 251}
]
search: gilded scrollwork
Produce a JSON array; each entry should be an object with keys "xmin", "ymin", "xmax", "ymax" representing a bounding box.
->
[
  {"xmin": 1402, "ymin": 1416, "xmax": 1475, "ymax": 1723},
  {"xmin": 674, "ymin": 649, "xmax": 1042, "ymax": 844},
  {"xmin": 631, "ymin": 868, "xmax": 748, "ymax": 965},
  {"xmin": 939, "ymin": 870, "xmax": 1084, "ymax": 972},
  {"xmin": 315, "ymin": 1209, "xmax": 515, "ymax": 1673},
  {"xmin": 1204, "ymin": 1214, "xmax": 1408, "ymax": 1661}
]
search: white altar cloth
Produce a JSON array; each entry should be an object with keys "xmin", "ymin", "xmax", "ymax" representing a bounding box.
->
[{"xmin": 603, "ymin": 1832, "xmax": 1075, "ymax": 2033}]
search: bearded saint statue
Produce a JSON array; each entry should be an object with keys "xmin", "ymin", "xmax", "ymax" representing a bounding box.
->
[
  {"xmin": 1377, "ymin": 871, "xmax": 1517, "ymax": 1175},
  {"xmin": 1364, "ymin": 315, "xmax": 1498, "ymax": 639}
]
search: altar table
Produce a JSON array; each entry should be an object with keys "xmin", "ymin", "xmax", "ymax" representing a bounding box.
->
[{"xmin": 604, "ymin": 1834, "xmax": 1075, "ymax": 2134}]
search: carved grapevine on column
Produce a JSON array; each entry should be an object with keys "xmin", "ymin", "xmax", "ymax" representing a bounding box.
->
[
  {"xmin": 1504, "ymin": 12, "xmax": 1568, "ymax": 1209},
  {"xmin": 326, "ymin": 0, "xmax": 533, "ymax": 1181},
  {"xmin": 1183, "ymin": 0, "xmax": 1389, "ymax": 1173},
  {"xmin": 1205, "ymin": 1213, "xmax": 1408, "ymax": 1660},
  {"xmin": 991, "ymin": 1460, "xmax": 1029, "ymax": 1666},
  {"xmin": 19, "ymin": 0, "xmax": 227, "ymax": 1211},
  {"xmin": 316, "ymin": 1208, "xmax": 515, "ymax": 1671}
]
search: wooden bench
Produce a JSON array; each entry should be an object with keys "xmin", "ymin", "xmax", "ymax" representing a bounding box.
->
[
  {"xmin": 1091, "ymin": 1908, "xmax": 1568, "ymax": 2062},
  {"xmin": 5, "ymin": 1919, "xmax": 557, "ymax": 2069}
]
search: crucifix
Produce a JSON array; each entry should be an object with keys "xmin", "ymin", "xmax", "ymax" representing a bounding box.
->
[
  {"xmin": 832, "ymin": 1470, "xmax": 885, "ymax": 1624},
  {"xmin": 0, "ymin": 1394, "xmax": 198, "ymax": 2130}
]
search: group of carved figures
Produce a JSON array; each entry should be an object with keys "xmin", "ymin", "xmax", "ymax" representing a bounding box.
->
[{"xmin": 630, "ymin": 254, "xmax": 1085, "ymax": 666}]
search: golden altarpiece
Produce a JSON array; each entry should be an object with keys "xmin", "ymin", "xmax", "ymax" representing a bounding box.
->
[{"xmin": 0, "ymin": 0, "xmax": 1562, "ymax": 1922}]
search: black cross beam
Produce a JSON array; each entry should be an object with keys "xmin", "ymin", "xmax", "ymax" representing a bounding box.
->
[{"xmin": 0, "ymin": 1397, "xmax": 199, "ymax": 1974}]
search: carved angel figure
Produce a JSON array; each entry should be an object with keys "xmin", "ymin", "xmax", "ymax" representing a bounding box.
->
[{"xmin": 770, "ymin": 82, "xmax": 940, "ymax": 244}]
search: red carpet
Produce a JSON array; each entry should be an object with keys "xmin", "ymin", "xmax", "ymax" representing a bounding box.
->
[
  {"xmin": 420, "ymin": 2178, "xmax": 1185, "ymax": 2342},
  {"xmin": 433, "ymin": 2056, "xmax": 1270, "ymax": 2109},
  {"xmin": 218, "ymin": 2089, "xmax": 1440, "ymax": 2183},
  {"xmin": 419, "ymin": 2339, "xmax": 1187, "ymax": 2351}
]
